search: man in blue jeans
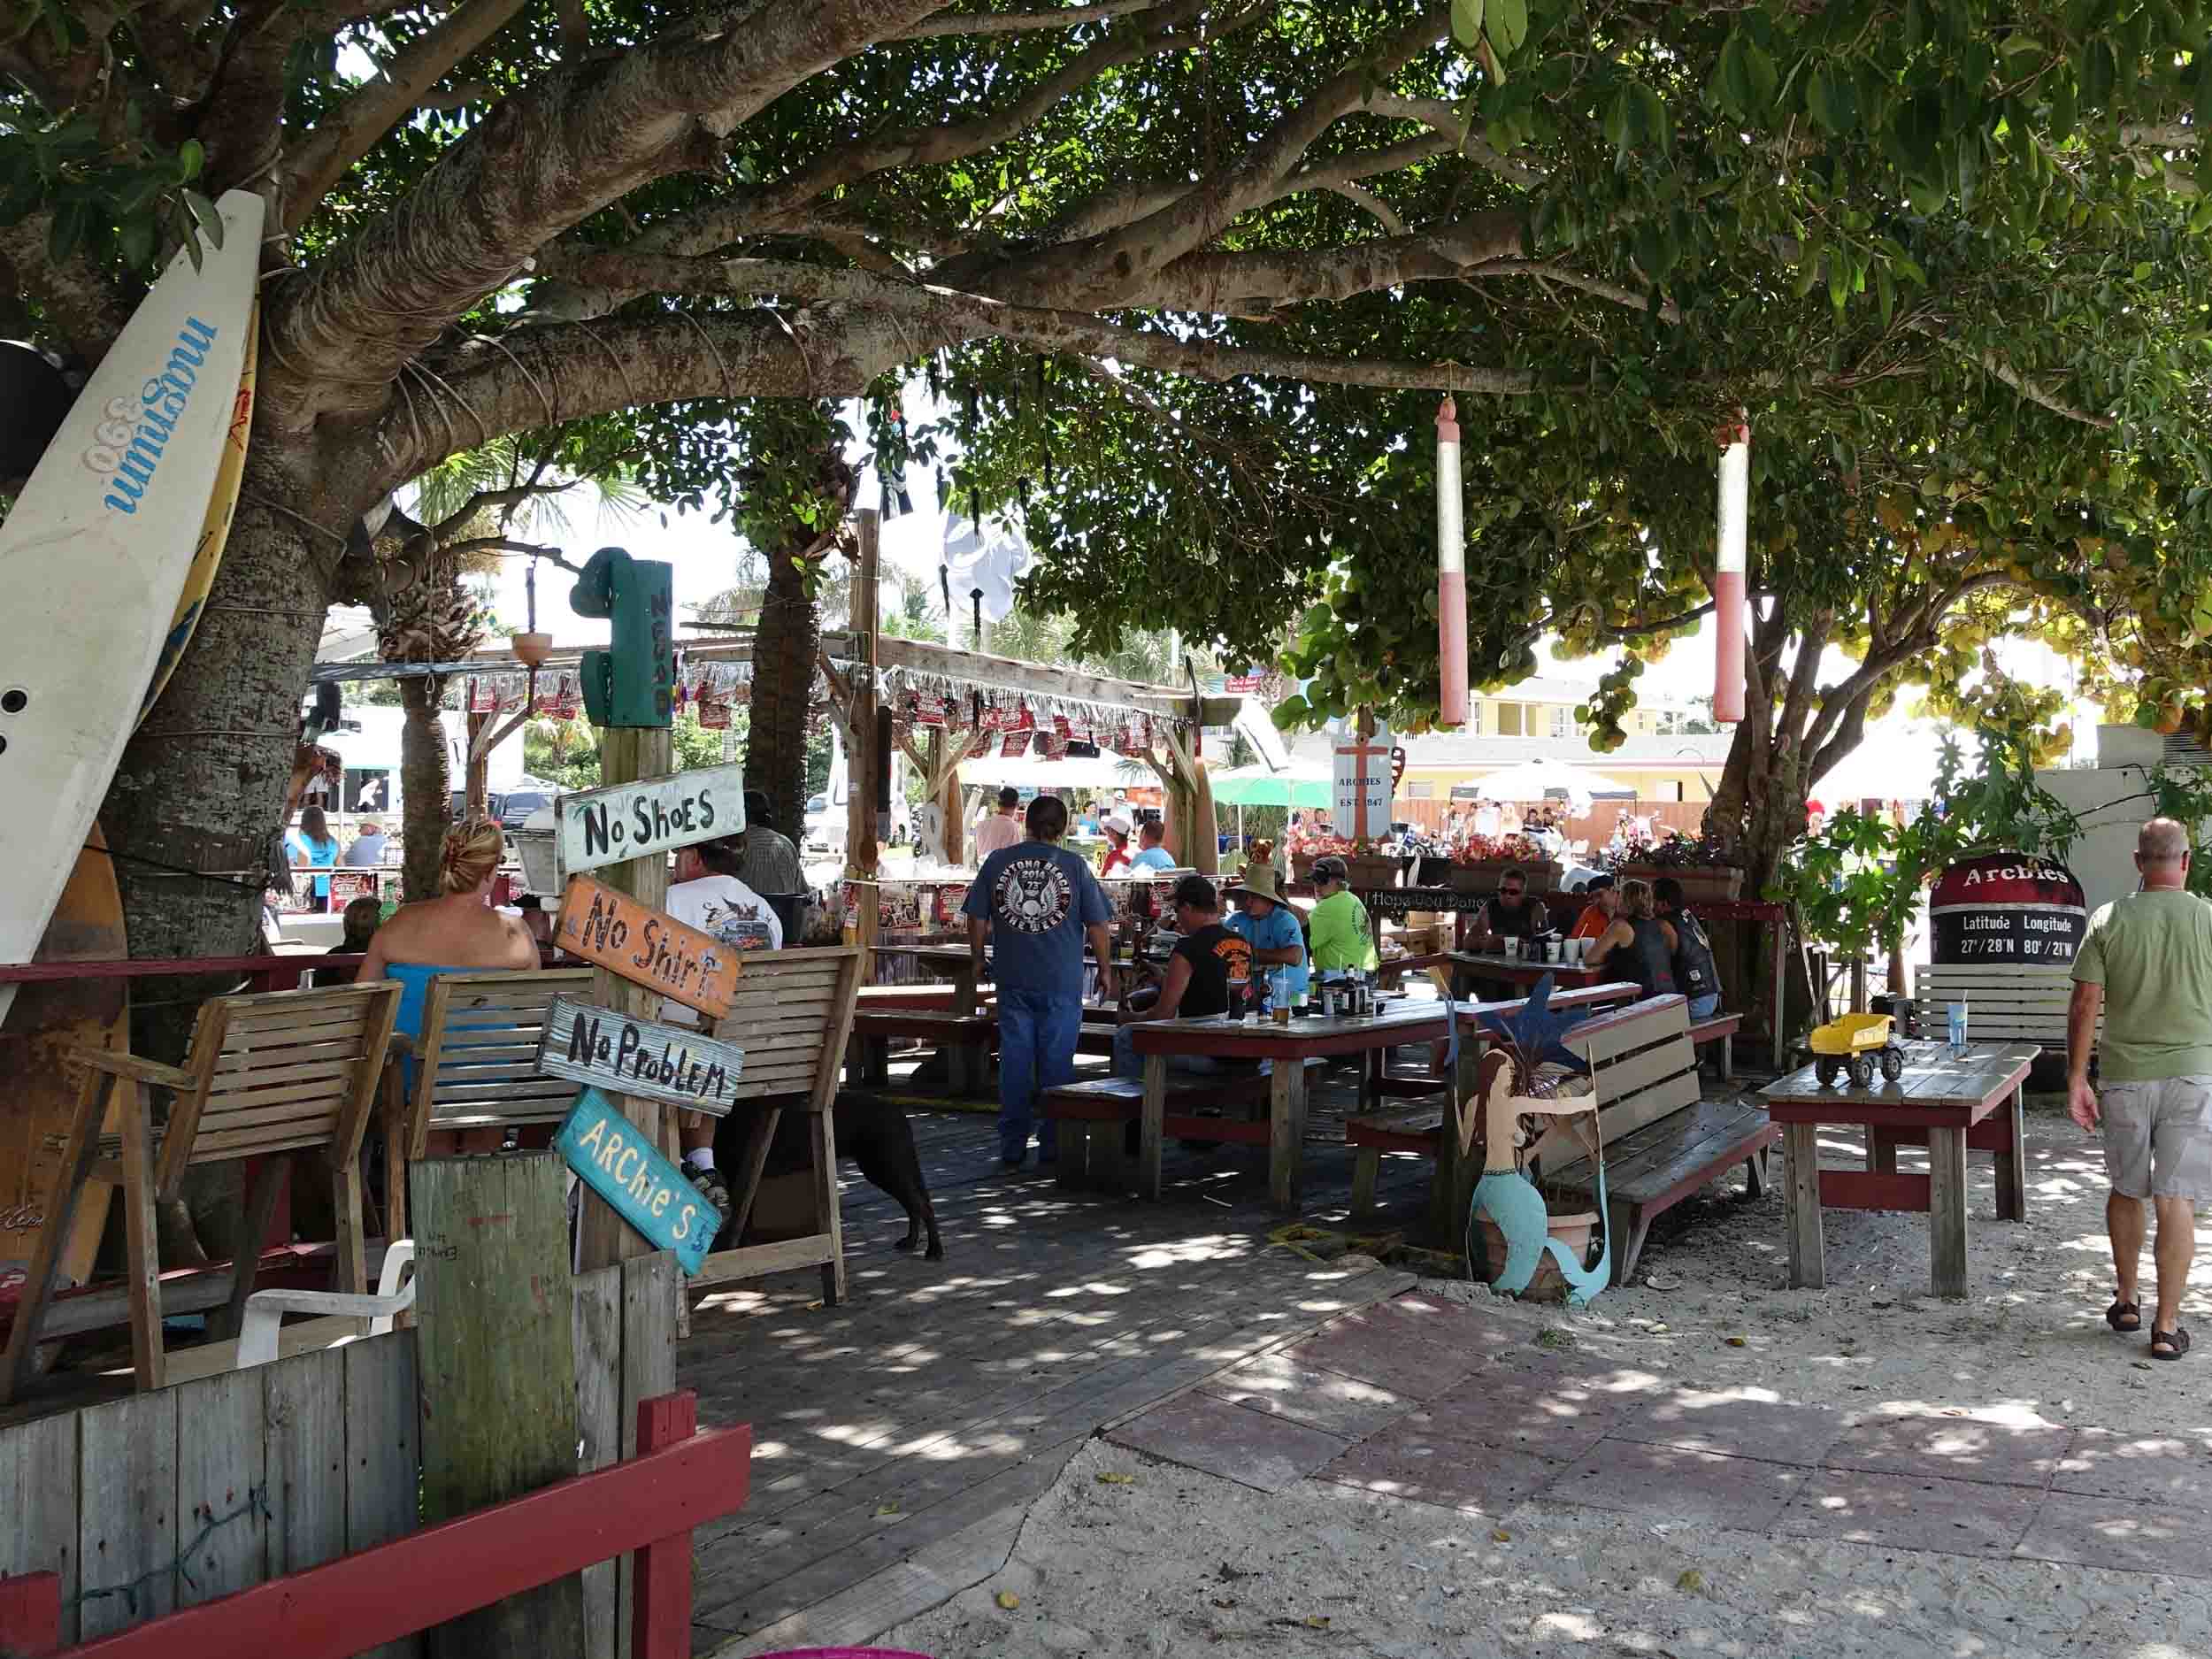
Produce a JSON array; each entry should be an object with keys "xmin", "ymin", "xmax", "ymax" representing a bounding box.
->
[
  {"xmin": 1653, "ymin": 876, "xmax": 1724, "ymax": 1019},
  {"xmin": 966, "ymin": 795, "xmax": 1115, "ymax": 1170}
]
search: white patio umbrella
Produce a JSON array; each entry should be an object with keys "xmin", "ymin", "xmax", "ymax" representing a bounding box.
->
[{"xmin": 1468, "ymin": 758, "xmax": 1635, "ymax": 813}]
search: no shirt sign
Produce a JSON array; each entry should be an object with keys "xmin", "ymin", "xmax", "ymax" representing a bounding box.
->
[{"xmin": 554, "ymin": 872, "xmax": 741, "ymax": 1019}]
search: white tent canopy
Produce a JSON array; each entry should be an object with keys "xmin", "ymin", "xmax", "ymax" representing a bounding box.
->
[
  {"xmin": 1467, "ymin": 758, "xmax": 1634, "ymax": 812},
  {"xmin": 955, "ymin": 750, "xmax": 1148, "ymax": 791}
]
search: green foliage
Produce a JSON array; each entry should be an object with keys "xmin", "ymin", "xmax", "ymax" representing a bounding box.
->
[
  {"xmin": 524, "ymin": 706, "xmax": 744, "ymax": 791},
  {"xmin": 1771, "ymin": 726, "xmax": 2082, "ymax": 957},
  {"xmin": 0, "ymin": 97, "xmax": 217, "ymax": 273}
]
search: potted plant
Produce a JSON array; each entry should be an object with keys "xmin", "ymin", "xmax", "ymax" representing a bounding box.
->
[
  {"xmin": 1615, "ymin": 830, "xmax": 1745, "ymax": 901},
  {"xmin": 1449, "ymin": 833, "xmax": 1562, "ymax": 894}
]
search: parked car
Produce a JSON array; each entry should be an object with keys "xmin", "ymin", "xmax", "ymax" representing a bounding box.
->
[
  {"xmin": 498, "ymin": 786, "xmax": 560, "ymax": 830},
  {"xmin": 450, "ymin": 789, "xmax": 506, "ymax": 824}
]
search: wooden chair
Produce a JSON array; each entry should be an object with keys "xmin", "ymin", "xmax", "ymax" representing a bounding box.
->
[
  {"xmin": 1, "ymin": 980, "xmax": 403, "ymax": 1400},
  {"xmin": 698, "ymin": 945, "xmax": 864, "ymax": 1303},
  {"xmin": 386, "ymin": 968, "xmax": 595, "ymax": 1240}
]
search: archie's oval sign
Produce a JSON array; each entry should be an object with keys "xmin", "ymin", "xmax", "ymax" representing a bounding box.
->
[
  {"xmin": 555, "ymin": 872, "xmax": 740, "ymax": 1018},
  {"xmin": 535, "ymin": 995, "xmax": 744, "ymax": 1116}
]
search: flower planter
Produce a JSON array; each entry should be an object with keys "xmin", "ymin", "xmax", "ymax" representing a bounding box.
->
[
  {"xmin": 1471, "ymin": 1210, "xmax": 1596, "ymax": 1302},
  {"xmin": 1344, "ymin": 854, "xmax": 1401, "ymax": 889},
  {"xmin": 1290, "ymin": 852, "xmax": 1316, "ymax": 881},
  {"xmin": 1450, "ymin": 859, "xmax": 1560, "ymax": 895},
  {"xmin": 1616, "ymin": 864, "xmax": 1744, "ymax": 902}
]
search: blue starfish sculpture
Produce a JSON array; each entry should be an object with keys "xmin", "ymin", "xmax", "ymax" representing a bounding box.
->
[{"xmin": 1477, "ymin": 972, "xmax": 1593, "ymax": 1078}]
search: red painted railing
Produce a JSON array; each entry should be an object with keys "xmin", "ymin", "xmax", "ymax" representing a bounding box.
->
[{"xmin": 0, "ymin": 1390, "xmax": 744, "ymax": 1659}]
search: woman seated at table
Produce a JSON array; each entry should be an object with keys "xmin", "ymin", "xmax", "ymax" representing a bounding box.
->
[
  {"xmin": 1580, "ymin": 878, "xmax": 1678, "ymax": 1001},
  {"xmin": 1112, "ymin": 875, "xmax": 1250, "ymax": 1081},
  {"xmin": 360, "ymin": 818, "xmax": 540, "ymax": 1153}
]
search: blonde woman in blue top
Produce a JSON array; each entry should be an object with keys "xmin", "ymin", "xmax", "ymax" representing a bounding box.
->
[{"xmin": 360, "ymin": 818, "xmax": 539, "ymax": 1152}]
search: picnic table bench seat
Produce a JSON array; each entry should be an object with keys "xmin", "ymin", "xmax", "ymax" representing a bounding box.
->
[
  {"xmin": 1042, "ymin": 1060, "xmax": 1330, "ymax": 1191},
  {"xmin": 847, "ymin": 1008, "xmax": 998, "ymax": 1087}
]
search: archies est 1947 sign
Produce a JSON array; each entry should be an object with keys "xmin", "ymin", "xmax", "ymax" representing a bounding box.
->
[
  {"xmin": 534, "ymin": 995, "xmax": 744, "ymax": 1116},
  {"xmin": 552, "ymin": 762, "xmax": 745, "ymax": 880},
  {"xmin": 555, "ymin": 872, "xmax": 741, "ymax": 1019}
]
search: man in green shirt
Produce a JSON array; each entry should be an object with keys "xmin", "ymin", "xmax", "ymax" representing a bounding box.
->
[
  {"xmin": 2068, "ymin": 817, "xmax": 2212, "ymax": 1361},
  {"xmin": 1308, "ymin": 855, "xmax": 1379, "ymax": 974}
]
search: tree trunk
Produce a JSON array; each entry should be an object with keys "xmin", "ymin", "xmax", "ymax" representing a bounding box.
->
[
  {"xmin": 401, "ymin": 674, "xmax": 452, "ymax": 900},
  {"xmin": 108, "ymin": 490, "xmax": 330, "ymax": 972},
  {"xmin": 745, "ymin": 535, "xmax": 821, "ymax": 846}
]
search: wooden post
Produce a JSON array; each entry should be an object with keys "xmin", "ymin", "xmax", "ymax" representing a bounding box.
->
[
  {"xmin": 846, "ymin": 509, "xmax": 882, "ymax": 966},
  {"xmin": 1928, "ymin": 1124, "xmax": 1970, "ymax": 1298},
  {"xmin": 577, "ymin": 722, "xmax": 676, "ymax": 1271},
  {"xmin": 413, "ymin": 1154, "xmax": 585, "ymax": 1659},
  {"xmin": 465, "ymin": 708, "xmax": 492, "ymax": 818},
  {"xmin": 1784, "ymin": 1122, "xmax": 1824, "ymax": 1289}
]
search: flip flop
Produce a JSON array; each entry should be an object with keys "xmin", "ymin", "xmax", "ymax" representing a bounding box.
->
[
  {"xmin": 2151, "ymin": 1326, "xmax": 2192, "ymax": 1361},
  {"xmin": 2107, "ymin": 1299, "xmax": 2143, "ymax": 1333}
]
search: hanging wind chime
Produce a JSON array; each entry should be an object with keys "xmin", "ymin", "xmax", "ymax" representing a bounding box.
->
[
  {"xmin": 1713, "ymin": 409, "xmax": 1750, "ymax": 725},
  {"xmin": 1435, "ymin": 396, "xmax": 1469, "ymax": 728}
]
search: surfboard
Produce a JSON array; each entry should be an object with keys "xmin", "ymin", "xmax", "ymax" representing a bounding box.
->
[
  {"xmin": 138, "ymin": 293, "xmax": 258, "ymax": 725},
  {"xmin": 0, "ymin": 827, "xmax": 128, "ymax": 1301},
  {"xmin": 0, "ymin": 188, "xmax": 264, "ymax": 1030}
]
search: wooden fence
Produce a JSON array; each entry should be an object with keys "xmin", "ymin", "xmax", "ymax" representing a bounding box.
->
[{"xmin": 0, "ymin": 1256, "xmax": 672, "ymax": 1659}]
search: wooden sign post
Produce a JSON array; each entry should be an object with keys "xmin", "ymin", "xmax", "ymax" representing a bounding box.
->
[{"xmin": 565, "ymin": 548, "xmax": 681, "ymax": 1276}]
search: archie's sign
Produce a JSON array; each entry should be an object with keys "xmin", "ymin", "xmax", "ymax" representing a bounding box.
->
[{"xmin": 553, "ymin": 1087, "xmax": 717, "ymax": 1273}]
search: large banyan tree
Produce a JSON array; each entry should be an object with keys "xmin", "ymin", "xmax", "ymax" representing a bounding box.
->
[{"xmin": 4, "ymin": 0, "xmax": 2212, "ymax": 956}]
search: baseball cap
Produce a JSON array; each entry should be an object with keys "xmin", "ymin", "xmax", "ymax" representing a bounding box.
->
[{"xmin": 1311, "ymin": 855, "xmax": 1349, "ymax": 883}]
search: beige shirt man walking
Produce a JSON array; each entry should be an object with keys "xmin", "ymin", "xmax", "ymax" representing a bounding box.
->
[
  {"xmin": 2068, "ymin": 818, "xmax": 2212, "ymax": 1361},
  {"xmin": 973, "ymin": 787, "xmax": 1025, "ymax": 864}
]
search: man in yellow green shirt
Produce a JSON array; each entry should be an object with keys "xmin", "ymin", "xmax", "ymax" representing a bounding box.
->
[{"xmin": 1308, "ymin": 855, "xmax": 1379, "ymax": 974}]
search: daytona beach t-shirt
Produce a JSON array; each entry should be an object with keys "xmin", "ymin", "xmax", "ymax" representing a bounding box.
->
[{"xmin": 964, "ymin": 840, "xmax": 1110, "ymax": 1005}]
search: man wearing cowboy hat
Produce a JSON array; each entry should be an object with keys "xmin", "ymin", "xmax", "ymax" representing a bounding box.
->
[{"xmin": 1228, "ymin": 860, "xmax": 1309, "ymax": 1009}]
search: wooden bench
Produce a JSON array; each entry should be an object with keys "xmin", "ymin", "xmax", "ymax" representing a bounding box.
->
[
  {"xmin": 847, "ymin": 1008, "xmax": 997, "ymax": 1090},
  {"xmin": 1913, "ymin": 963, "xmax": 2090, "ymax": 1059},
  {"xmin": 1541, "ymin": 996, "xmax": 1778, "ymax": 1286},
  {"xmin": 2, "ymin": 980, "xmax": 403, "ymax": 1398},
  {"xmin": 698, "ymin": 945, "xmax": 864, "ymax": 1301},
  {"xmin": 1042, "ymin": 1059, "xmax": 1330, "ymax": 1192},
  {"xmin": 1345, "ymin": 981, "xmax": 1643, "ymax": 1219},
  {"xmin": 1691, "ymin": 1011, "xmax": 1741, "ymax": 1082}
]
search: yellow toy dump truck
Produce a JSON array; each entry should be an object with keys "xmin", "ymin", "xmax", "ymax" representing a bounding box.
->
[{"xmin": 1810, "ymin": 1011, "xmax": 1907, "ymax": 1089}]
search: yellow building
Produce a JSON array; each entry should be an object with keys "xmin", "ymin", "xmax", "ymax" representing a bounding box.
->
[{"xmin": 1457, "ymin": 676, "xmax": 1671, "ymax": 741}]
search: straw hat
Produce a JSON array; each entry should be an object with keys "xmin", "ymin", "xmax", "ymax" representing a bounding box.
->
[{"xmin": 1238, "ymin": 861, "xmax": 1282, "ymax": 902}]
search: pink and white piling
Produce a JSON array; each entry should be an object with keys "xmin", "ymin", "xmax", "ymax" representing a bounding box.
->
[
  {"xmin": 1714, "ymin": 413, "xmax": 1749, "ymax": 725},
  {"xmin": 1436, "ymin": 396, "xmax": 1468, "ymax": 728}
]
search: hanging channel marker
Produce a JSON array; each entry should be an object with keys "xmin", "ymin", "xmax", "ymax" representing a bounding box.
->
[
  {"xmin": 551, "ymin": 761, "xmax": 745, "ymax": 881},
  {"xmin": 553, "ymin": 872, "xmax": 741, "ymax": 1020},
  {"xmin": 534, "ymin": 995, "xmax": 744, "ymax": 1116}
]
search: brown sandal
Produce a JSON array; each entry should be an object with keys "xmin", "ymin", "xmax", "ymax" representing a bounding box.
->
[
  {"xmin": 2107, "ymin": 1299, "xmax": 2143, "ymax": 1333},
  {"xmin": 2151, "ymin": 1326, "xmax": 2191, "ymax": 1361}
]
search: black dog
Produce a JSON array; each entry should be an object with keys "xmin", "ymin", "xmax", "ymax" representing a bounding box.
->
[{"xmin": 711, "ymin": 1093, "xmax": 942, "ymax": 1260}]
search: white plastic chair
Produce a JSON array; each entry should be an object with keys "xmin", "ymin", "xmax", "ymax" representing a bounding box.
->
[{"xmin": 236, "ymin": 1240, "xmax": 417, "ymax": 1368}]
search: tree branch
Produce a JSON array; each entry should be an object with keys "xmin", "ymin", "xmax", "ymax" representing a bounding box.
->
[
  {"xmin": 258, "ymin": 0, "xmax": 947, "ymax": 442},
  {"xmin": 992, "ymin": 3, "xmax": 1451, "ymax": 308},
  {"xmin": 428, "ymin": 481, "xmax": 574, "ymax": 540},
  {"xmin": 1897, "ymin": 318, "xmax": 2115, "ymax": 428},
  {"xmin": 896, "ymin": 0, "xmax": 1164, "ymax": 35},
  {"xmin": 1323, "ymin": 180, "xmax": 1407, "ymax": 235},
  {"xmin": 280, "ymin": 0, "xmax": 532, "ymax": 231},
  {"xmin": 1464, "ymin": 257, "xmax": 1678, "ymax": 323}
]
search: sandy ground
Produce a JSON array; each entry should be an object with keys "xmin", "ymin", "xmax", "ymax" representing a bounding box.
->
[{"xmin": 890, "ymin": 1098, "xmax": 2212, "ymax": 1658}]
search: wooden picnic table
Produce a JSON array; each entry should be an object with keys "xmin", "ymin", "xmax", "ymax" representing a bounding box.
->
[
  {"xmin": 1127, "ymin": 1001, "xmax": 1451, "ymax": 1212},
  {"xmin": 1759, "ymin": 1041, "xmax": 2038, "ymax": 1300},
  {"xmin": 1446, "ymin": 950, "xmax": 1611, "ymax": 997}
]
